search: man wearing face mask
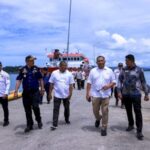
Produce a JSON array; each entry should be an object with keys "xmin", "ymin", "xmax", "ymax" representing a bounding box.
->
[
  {"xmin": 49, "ymin": 61, "xmax": 74, "ymax": 131},
  {"xmin": 0, "ymin": 62, "xmax": 10, "ymax": 127},
  {"xmin": 86, "ymin": 56, "xmax": 116, "ymax": 136},
  {"xmin": 14, "ymin": 55, "xmax": 44, "ymax": 133},
  {"xmin": 118, "ymin": 54, "xmax": 149, "ymax": 140}
]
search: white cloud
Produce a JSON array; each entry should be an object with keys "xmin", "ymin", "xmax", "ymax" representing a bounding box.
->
[
  {"xmin": 95, "ymin": 30, "xmax": 110, "ymax": 37},
  {"xmin": 112, "ymin": 33, "xmax": 127, "ymax": 45},
  {"xmin": 0, "ymin": 0, "xmax": 150, "ymax": 67}
]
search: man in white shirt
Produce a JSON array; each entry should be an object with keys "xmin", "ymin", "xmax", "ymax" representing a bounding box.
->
[
  {"xmin": 86, "ymin": 56, "xmax": 116, "ymax": 136},
  {"xmin": 0, "ymin": 62, "xmax": 10, "ymax": 126},
  {"xmin": 49, "ymin": 61, "xmax": 74, "ymax": 130},
  {"xmin": 114, "ymin": 63, "xmax": 124, "ymax": 107},
  {"xmin": 76, "ymin": 68, "xmax": 82, "ymax": 90}
]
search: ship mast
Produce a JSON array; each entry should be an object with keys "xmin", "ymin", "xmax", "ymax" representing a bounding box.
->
[{"xmin": 66, "ymin": 0, "xmax": 72, "ymax": 63}]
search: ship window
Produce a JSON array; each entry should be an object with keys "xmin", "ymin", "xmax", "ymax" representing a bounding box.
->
[
  {"xmin": 68, "ymin": 57, "xmax": 70, "ymax": 61},
  {"xmin": 59, "ymin": 58, "xmax": 61, "ymax": 61},
  {"xmin": 77, "ymin": 57, "xmax": 80, "ymax": 61},
  {"xmin": 63, "ymin": 58, "xmax": 67, "ymax": 61},
  {"xmin": 50, "ymin": 58, "xmax": 52, "ymax": 61},
  {"xmin": 74, "ymin": 57, "xmax": 77, "ymax": 61},
  {"xmin": 71, "ymin": 57, "xmax": 73, "ymax": 61}
]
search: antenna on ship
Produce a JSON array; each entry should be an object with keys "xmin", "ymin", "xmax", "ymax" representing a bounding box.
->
[{"xmin": 66, "ymin": 0, "xmax": 72, "ymax": 63}]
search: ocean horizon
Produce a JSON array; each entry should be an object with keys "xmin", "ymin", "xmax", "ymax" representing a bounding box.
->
[{"xmin": 9, "ymin": 71, "xmax": 150, "ymax": 92}]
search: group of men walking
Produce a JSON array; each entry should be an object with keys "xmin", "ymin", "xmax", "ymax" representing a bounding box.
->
[
  {"xmin": 0, "ymin": 54, "xmax": 149, "ymax": 141},
  {"xmin": 86, "ymin": 54, "xmax": 149, "ymax": 140}
]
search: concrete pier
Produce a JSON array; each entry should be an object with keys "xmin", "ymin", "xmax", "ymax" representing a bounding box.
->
[{"xmin": 0, "ymin": 89, "xmax": 150, "ymax": 150}]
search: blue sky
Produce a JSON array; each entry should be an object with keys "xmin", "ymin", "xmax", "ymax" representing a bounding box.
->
[{"xmin": 0, "ymin": 0, "xmax": 150, "ymax": 67}]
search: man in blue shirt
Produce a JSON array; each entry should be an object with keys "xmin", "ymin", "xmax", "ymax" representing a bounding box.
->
[
  {"xmin": 14, "ymin": 55, "xmax": 44, "ymax": 133},
  {"xmin": 40, "ymin": 67, "xmax": 51, "ymax": 104}
]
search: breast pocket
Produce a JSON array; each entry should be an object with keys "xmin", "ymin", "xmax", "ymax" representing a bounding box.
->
[{"xmin": 104, "ymin": 74, "xmax": 110, "ymax": 82}]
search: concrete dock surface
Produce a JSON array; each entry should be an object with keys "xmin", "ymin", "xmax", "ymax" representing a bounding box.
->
[{"xmin": 0, "ymin": 89, "xmax": 150, "ymax": 150}]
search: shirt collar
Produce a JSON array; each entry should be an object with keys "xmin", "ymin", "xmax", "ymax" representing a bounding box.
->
[
  {"xmin": 126, "ymin": 64, "xmax": 136, "ymax": 70},
  {"xmin": 97, "ymin": 66, "xmax": 107, "ymax": 70}
]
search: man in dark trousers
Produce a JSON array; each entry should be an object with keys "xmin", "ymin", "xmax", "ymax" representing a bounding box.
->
[
  {"xmin": 40, "ymin": 67, "xmax": 51, "ymax": 104},
  {"xmin": 118, "ymin": 54, "xmax": 149, "ymax": 140},
  {"xmin": 14, "ymin": 55, "xmax": 44, "ymax": 133},
  {"xmin": 49, "ymin": 61, "xmax": 74, "ymax": 130},
  {"xmin": 0, "ymin": 62, "xmax": 10, "ymax": 126},
  {"xmin": 114, "ymin": 63, "xmax": 124, "ymax": 108}
]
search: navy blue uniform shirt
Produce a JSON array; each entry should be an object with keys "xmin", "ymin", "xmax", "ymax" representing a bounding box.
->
[{"xmin": 16, "ymin": 65, "xmax": 42, "ymax": 91}]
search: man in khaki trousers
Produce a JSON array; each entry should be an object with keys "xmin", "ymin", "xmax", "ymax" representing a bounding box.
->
[{"xmin": 86, "ymin": 56, "xmax": 116, "ymax": 136}]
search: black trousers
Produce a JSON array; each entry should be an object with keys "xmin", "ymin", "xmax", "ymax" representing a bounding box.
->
[
  {"xmin": 53, "ymin": 97, "xmax": 70, "ymax": 127},
  {"xmin": 22, "ymin": 90, "xmax": 42, "ymax": 127},
  {"xmin": 76, "ymin": 79, "xmax": 81, "ymax": 90},
  {"xmin": 0, "ymin": 97, "xmax": 9, "ymax": 122},
  {"xmin": 81, "ymin": 80, "xmax": 85, "ymax": 89},
  {"xmin": 123, "ymin": 95, "xmax": 143, "ymax": 132}
]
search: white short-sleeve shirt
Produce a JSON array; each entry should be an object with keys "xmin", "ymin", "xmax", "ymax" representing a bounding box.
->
[
  {"xmin": 49, "ymin": 69, "xmax": 74, "ymax": 99},
  {"xmin": 87, "ymin": 67, "xmax": 116, "ymax": 98},
  {"xmin": 0, "ymin": 70, "xmax": 10, "ymax": 97}
]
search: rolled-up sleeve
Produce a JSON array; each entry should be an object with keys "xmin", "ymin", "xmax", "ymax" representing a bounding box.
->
[
  {"xmin": 87, "ymin": 71, "xmax": 93, "ymax": 84},
  {"xmin": 49, "ymin": 72, "xmax": 55, "ymax": 84}
]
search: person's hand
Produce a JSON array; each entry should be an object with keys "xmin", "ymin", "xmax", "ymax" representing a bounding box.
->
[
  {"xmin": 2, "ymin": 94, "xmax": 8, "ymax": 99},
  {"xmin": 86, "ymin": 94, "xmax": 91, "ymax": 102},
  {"xmin": 40, "ymin": 89, "xmax": 45, "ymax": 96},
  {"xmin": 144, "ymin": 95, "xmax": 149, "ymax": 101},
  {"xmin": 102, "ymin": 85, "xmax": 110, "ymax": 90},
  {"xmin": 48, "ymin": 94, "xmax": 52, "ymax": 101},
  {"xmin": 14, "ymin": 91, "xmax": 18, "ymax": 98},
  {"xmin": 68, "ymin": 94, "xmax": 72, "ymax": 100},
  {"xmin": 118, "ymin": 93, "xmax": 122, "ymax": 100}
]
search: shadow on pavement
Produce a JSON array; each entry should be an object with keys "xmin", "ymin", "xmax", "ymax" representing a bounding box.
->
[{"xmin": 81, "ymin": 125, "xmax": 100, "ymax": 132}]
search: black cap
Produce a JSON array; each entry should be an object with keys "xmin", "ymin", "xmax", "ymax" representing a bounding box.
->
[
  {"xmin": 43, "ymin": 67, "xmax": 48, "ymax": 71},
  {"xmin": 0, "ymin": 62, "xmax": 2, "ymax": 65},
  {"xmin": 25, "ymin": 55, "xmax": 36, "ymax": 61},
  {"xmin": 118, "ymin": 63, "xmax": 123, "ymax": 67}
]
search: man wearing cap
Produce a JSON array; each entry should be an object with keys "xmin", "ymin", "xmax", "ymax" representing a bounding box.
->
[
  {"xmin": 114, "ymin": 63, "xmax": 124, "ymax": 108},
  {"xmin": 0, "ymin": 62, "xmax": 10, "ymax": 126},
  {"xmin": 14, "ymin": 55, "xmax": 44, "ymax": 133}
]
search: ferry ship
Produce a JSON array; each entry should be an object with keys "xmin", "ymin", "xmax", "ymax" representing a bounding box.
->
[{"xmin": 46, "ymin": 49, "xmax": 89, "ymax": 68}]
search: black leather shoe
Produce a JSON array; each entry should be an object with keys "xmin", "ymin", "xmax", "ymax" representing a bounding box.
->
[
  {"xmin": 3, "ymin": 121, "xmax": 9, "ymax": 127},
  {"xmin": 65, "ymin": 120, "xmax": 71, "ymax": 124},
  {"xmin": 95, "ymin": 120, "xmax": 100, "ymax": 128},
  {"xmin": 137, "ymin": 132, "xmax": 144, "ymax": 140},
  {"xmin": 101, "ymin": 129, "xmax": 107, "ymax": 136},
  {"xmin": 38, "ymin": 122, "xmax": 43, "ymax": 129},
  {"xmin": 126, "ymin": 126, "xmax": 134, "ymax": 131},
  {"xmin": 51, "ymin": 126, "xmax": 57, "ymax": 131},
  {"xmin": 24, "ymin": 126, "xmax": 33, "ymax": 133}
]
